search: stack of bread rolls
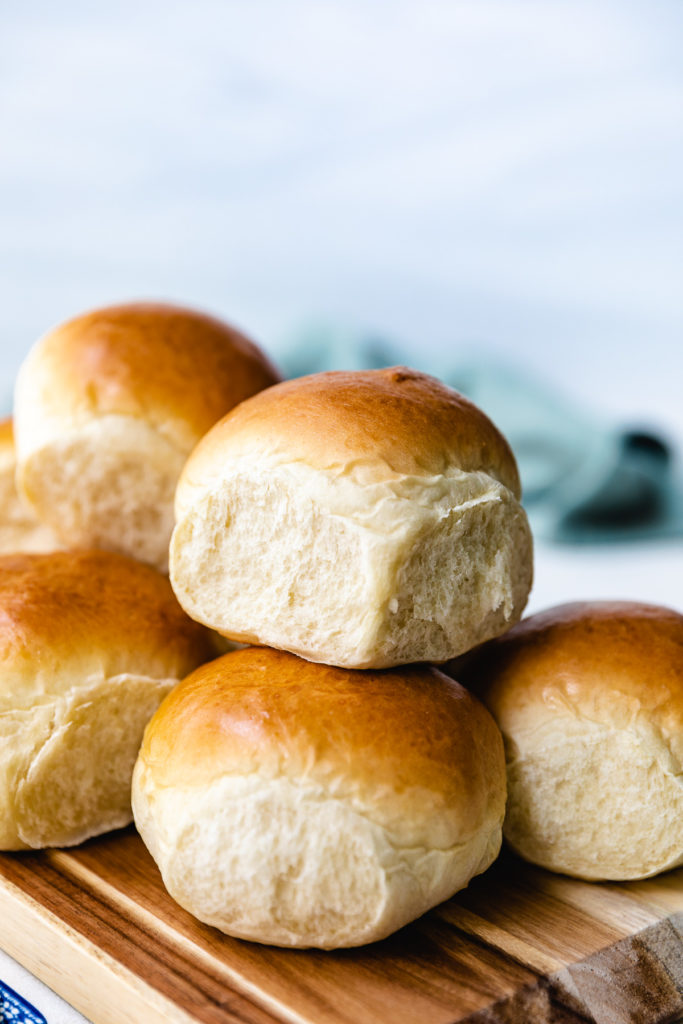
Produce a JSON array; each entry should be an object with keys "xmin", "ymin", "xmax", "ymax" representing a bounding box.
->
[
  {"xmin": 3, "ymin": 301, "xmax": 531, "ymax": 949},
  {"xmin": 1, "ymin": 302, "xmax": 279, "ymax": 851},
  {"xmin": 5, "ymin": 299, "xmax": 677, "ymax": 952},
  {"xmin": 136, "ymin": 360, "xmax": 534, "ymax": 947},
  {"xmin": 169, "ymin": 366, "xmax": 533, "ymax": 667}
]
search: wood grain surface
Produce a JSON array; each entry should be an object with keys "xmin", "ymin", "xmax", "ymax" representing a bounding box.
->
[{"xmin": 0, "ymin": 828, "xmax": 680, "ymax": 1024}]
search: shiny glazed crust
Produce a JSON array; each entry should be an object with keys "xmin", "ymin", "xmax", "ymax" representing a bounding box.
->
[
  {"xmin": 13, "ymin": 303, "xmax": 281, "ymax": 570},
  {"xmin": 469, "ymin": 601, "xmax": 683, "ymax": 746},
  {"xmin": 15, "ymin": 302, "xmax": 280, "ymax": 454},
  {"xmin": 0, "ymin": 549, "xmax": 215, "ymax": 675},
  {"xmin": 140, "ymin": 647, "xmax": 506, "ymax": 839},
  {"xmin": 460, "ymin": 601, "xmax": 683, "ymax": 880},
  {"xmin": 0, "ymin": 550, "xmax": 215, "ymax": 850},
  {"xmin": 177, "ymin": 366, "xmax": 521, "ymax": 508},
  {"xmin": 133, "ymin": 646, "xmax": 507, "ymax": 948},
  {"xmin": 171, "ymin": 367, "xmax": 532, "ymax": 668}
]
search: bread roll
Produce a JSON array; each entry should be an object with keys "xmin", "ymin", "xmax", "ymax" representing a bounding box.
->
[
  {"xmin": 170, "ymin": 367, "xmax": 533, "ymax": 668},
  {"xmin": 14, "ymin": 302, "xmax": 280, "ymax": 572},
  {"xmin": 460, "ymin": 601, "xmax": 683, "ymax": 880},
  {"xmin": 0, "ymin": 549, "xmax": 215, "ymax": 850},
  {"xmin": 132, "ymin": 646, "xmax": 506, "ymax": 948},
  {"xmin": 0, "ymin": 418, "xmax": 60, "ymax": 554}
]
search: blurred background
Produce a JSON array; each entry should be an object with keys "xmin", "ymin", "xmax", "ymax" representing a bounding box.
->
[{"xmin": 1, "ymin": 0, "xmax": 682, "ymax": 611}]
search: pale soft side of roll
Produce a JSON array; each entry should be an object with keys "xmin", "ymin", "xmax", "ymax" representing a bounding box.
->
[
  {"xmin": 459, "ymin": 601, "xmax": 683, "ymax": 881},
  {"xmin": 0, "ymin": 418, "xmax": 61, "ymax": 554},
  {"xmin": 132, "ymin": 646, "xmax": 506, "ymax": 949},
  {"xmin": 13, "ymin": 302, "xmax": 281, "ymax": 572},
  {"xmin": 0, "ymin": 549, "xmax": 215, "ymax": 851},
  {"xmin": 170, "ymin": 367, "xmax": 533, "ymax": 669}
]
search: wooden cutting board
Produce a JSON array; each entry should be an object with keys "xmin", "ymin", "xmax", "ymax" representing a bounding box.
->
[{"xmin": 0, "ymin": 828, "xmax": 681, "ymax": 1024}]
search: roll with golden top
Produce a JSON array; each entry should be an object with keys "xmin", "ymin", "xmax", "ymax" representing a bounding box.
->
[
  {"xmin": 14, "ymin": 302, "xmax": 280, "ymax": 572},
  {"xmin": 132, "ymin": 646, "xmax": 506, "ymax": 948},
  {"xmin": 459, "ymin": 601, "xmax": 683, "ymax": 880},
  {"xmin": 0, "ymin": 549, "xmax": 215, "ymax": 850},
  {"xmin": 170, "ymin": 367, "xmax": 533, "ymax": 668}
]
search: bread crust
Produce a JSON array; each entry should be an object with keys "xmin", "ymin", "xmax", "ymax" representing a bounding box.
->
[
  {"xmin": 0, "ymin": 550, "xmax": 215, "ymax": 850},
  {"xmin": 467, "ymin": 601, "xmax": 683, "ymax": 742},
  {"xmin": 459, "ymin": 601, "xmax": 683, "ymax": 880},
  {"xmin": 15, "ymin": 302, "xmax": 280, "ymax": 453},
  {"xmin": 177, "ymin": 366, "xmax": 521, "ymax": 507},
  {"xmin": 140, "ymin": 646, "xmax": 506, "ymax": 842},
  {"xmin": 13, "ymin": 303, "xmax": 281, "ymax": 570},
  {"xmin": 171, "ymin": 368, "xmax": 532, "ymax": 668},
  {"xmin": 133, "ymin": 646, "xmax": 507, "ymax": 947},
  {"xmin": 0, "ymin": 549, "xmax": 215, "ymax": 675}
]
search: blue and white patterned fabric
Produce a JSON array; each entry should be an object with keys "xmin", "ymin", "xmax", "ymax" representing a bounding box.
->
[{"xmin": 0, "ymin": 978, "xmax": 46, "ymax": 1024}]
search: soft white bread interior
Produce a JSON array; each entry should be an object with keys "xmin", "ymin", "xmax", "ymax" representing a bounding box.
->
[
  {"xmin": 460, "ymin": 601, "xmax": 683, "ymax": 881},
  {"xmin": 170, "ymin": 367, "xmax": 533, "ymax": 669},
  {"xmin": 0, "ymin": 418, "xmax": 61, "ymax": 554},
  {"xmin": 0, "ymin": 549, "xmax": 215, "ymax": 850},
  {"xmin": 14, "ymin": 302, "xmax": 280, "ymax": 572},
  {"xmin": 132, "ymin": 646, "xmax": 506, "ymax": 949}
]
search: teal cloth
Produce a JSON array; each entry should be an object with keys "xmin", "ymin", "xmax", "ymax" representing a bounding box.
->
[{"xmin": 281, "ymin": 325, "xmax": 683, "ymax": 543}]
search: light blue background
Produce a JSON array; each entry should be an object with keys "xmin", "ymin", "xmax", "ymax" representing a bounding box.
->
[{"xmin": 2, "ymin": 0, "xmax": 682, "ymax": 436}]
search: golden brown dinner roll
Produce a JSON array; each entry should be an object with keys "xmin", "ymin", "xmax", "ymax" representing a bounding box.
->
[
  {"xmin": 0, "ymin": 418, "xmax": 61, "ymax": 554},
  {"xmin": 170, "ymin": 367, "xmax": 533, "ymax": 668},
  {"xmin": 132, "ymin": 646, "xmax": 506, "ymax": 948},
  {"xmin": 14, "ymin": 302, "xmax": 280, "ymax": 572},
  {"xmin": 0, "ymin": 549, "xmax": 215, "ymax": 851},
  {"xmin": 460, "ymin": 601, "xmax": 683, "ymax": 881}
]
